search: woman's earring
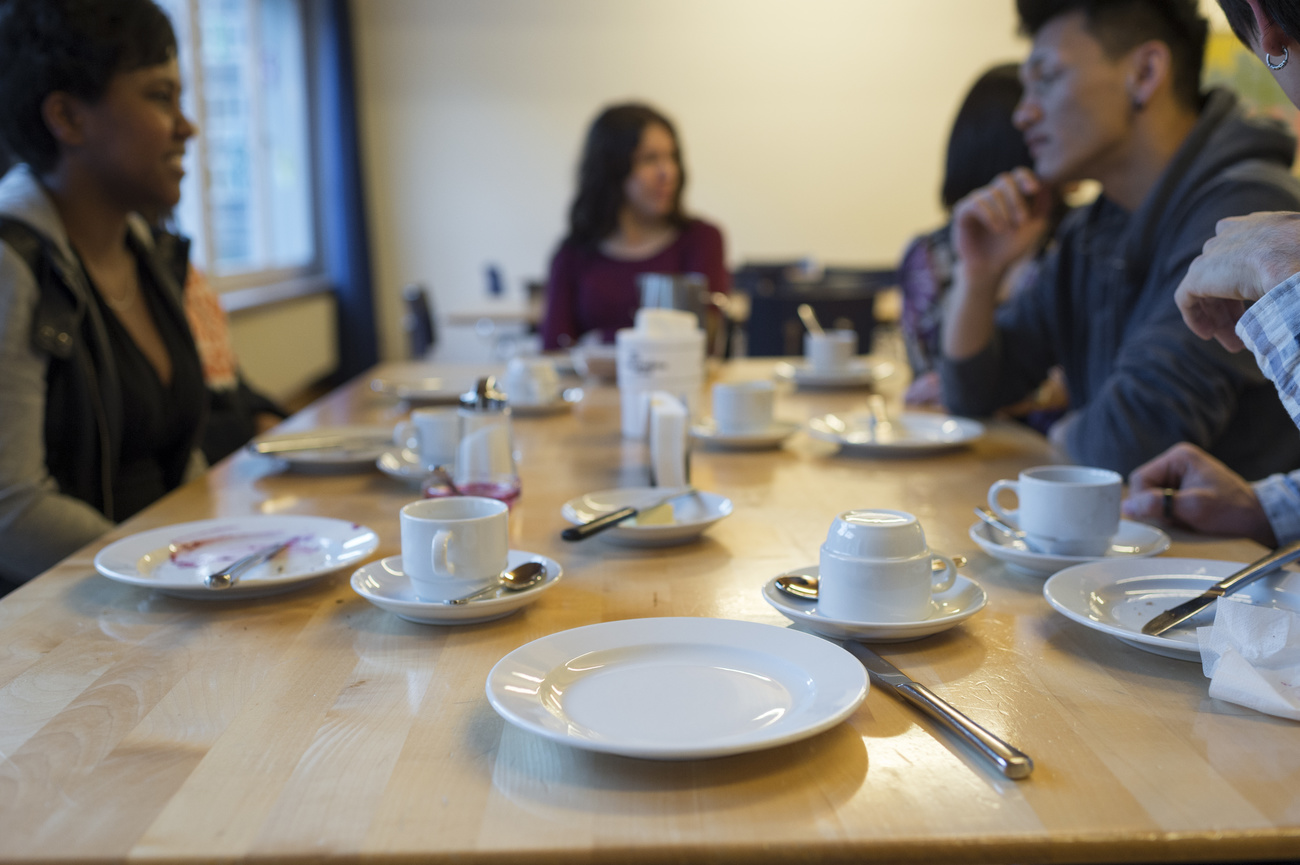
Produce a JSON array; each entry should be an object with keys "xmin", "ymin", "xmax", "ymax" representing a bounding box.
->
[{"xmin": 1267, "ymin": 47, "xmax": 1289, "ymax": 71}]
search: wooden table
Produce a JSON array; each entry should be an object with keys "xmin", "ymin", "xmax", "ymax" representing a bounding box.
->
[{"xmin": 2, "ymin": 359, "xmax": 1296, "ymax": 864}]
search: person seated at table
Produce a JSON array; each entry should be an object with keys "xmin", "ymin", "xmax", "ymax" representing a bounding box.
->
[
  {"xmin": 1124, "ymin": 0, "xmax": 1300, "ymax": 547},
  {"xmin": 900, "ymin": 62, "xmax": 1068, "ymax": 417},
  {"xmin": 0, "ymin": 0, "xmax": 207, "ymax": 591},
  {"xmin": 539, "ymin": 103, "xmax": 729, "ymax": 350},
  {"xmin": 940, "ymin": 0, "xmax": 1300, "ymax": 478}
]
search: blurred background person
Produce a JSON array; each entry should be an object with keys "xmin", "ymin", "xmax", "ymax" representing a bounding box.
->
[
  {"xmin": 0, "ymin": 0, "xmax": 207, "ymax": 590},
  {"xmin": 540, "ymin": 102, "xmax": 729, "ymax": 351}
]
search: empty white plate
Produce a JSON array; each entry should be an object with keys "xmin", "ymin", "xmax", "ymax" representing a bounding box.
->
[
  {"xmin": 486, "ymin": 617, "xmax": 868, "ymax": 759},
  {"xmin": 94, "ymin": 515, "xmax": 379, "ymax": 599},
  {"xmin": 970, "ymin": 520, "xmax": 1171, "ymax": 577},
  {"xmin": 774, "ymin": 359, "xmax": 893, "ymax": 389},
  {"xmin": 807, "ymin": 411, "xmax": 984, "ymax": 455},
  {"xmin": 561, "ymin": 488, "xmax": 733, "ymax": 547},
  {"xmin": 249, "ymin": 426, "xmax": 393, "ymax": 470},
  {"xmin": 1042, "ymin": 557, "xmax": 1300, "ymax": 661},
  {"xmin": 351, "ymin": 551, "xmax": 561, "ymax": 625},
  {"xmin": 762, "ymin": 566, "xmax": 987, "ymax": 641}
]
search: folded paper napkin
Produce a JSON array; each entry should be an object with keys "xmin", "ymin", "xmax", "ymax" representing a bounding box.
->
[
  {"xmin": 1198, "ymin": 600, "xmax": 1300, "ymax": 721},
  {"xmin": 648, "ymin": 391, "xmax": 688, "ymax": 489}
]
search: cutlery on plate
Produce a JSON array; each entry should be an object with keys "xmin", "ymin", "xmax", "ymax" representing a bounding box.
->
[
  {"xmin": 843, "ymin": 641, "xmax": 1034, "ymax": 780},
  {"xmin": 440, "ymin": 561, "xmax": 546, "ymax": 605},
  {"xmin": 251, "ymin": 435, "xmax": 388, "ymax": 455},
  {"xmin": 204, "ymin": 540, "xmax": 293, "ymax": 590},
  {"xmin": 1141, "ymin": 539, "xmax": 1300, "ymax": 636},
  {"xmin": 974, "ymin": 506, "xmax": 1042, "ymax": 553},
  {"xmin": 867, "ymin": 394, "xmax": 894, "ymax": 438},
  {"xmin": 775, "ymin": 556, "xmax": 968, "ymax": 600},
  {"xmin": 561, "ymin": 487, "xmax": 697, "ymax": 541},
  {"xmin": 797, "ymin": 303, "xmax": 824, "ymax": 336}
]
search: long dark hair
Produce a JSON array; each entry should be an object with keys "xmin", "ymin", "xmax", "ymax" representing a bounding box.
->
[
  {"xmin": 565, "ymin": 102, "xmax": 688, "ymax": 247},
  {"xmin": 941, "ymin": 64, "xmax": 1033, "ymax": 210}
]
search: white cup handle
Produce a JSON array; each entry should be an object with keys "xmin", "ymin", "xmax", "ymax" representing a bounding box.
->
[
  {"xmin": 988, "ymin": 479, "xmax": 1019, "ymax": 527},
  {"xmin": 394, "ymin": 420, "xmax": 416, "ymax": 450},
  {"xmin": 930, "ymin": 553, "xmax": 957, "ymax": 594},
  {"xmin": 431, "ymin": 529, "xmax": 453, "ymax": 576}
]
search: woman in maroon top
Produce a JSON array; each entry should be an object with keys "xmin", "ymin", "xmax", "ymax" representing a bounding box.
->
[{"xmin": 540, "ymin": 103, "xmax": 728, "ymax": 350}]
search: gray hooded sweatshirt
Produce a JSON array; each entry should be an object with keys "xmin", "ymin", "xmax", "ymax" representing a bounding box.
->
[{"xmin": 941, "ymin": 89, "xmax": 1300, "ymax": 479}]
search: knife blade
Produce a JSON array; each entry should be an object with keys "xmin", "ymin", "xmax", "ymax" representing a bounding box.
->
[
  {"xmin": 205, "ymin": 540, "xmax": 293, "ymax": 590},
  {"xmin": 1141, "ymin": 538, "xmax": 1300, "ymax": 636},
  {"xmin": 842, "ymin": 641, "xmax": 1034, "ymax": 780},
  {"xmin": 250, "ymin": 435, "xmax": 389, "ymax": 455},
  {"xmin": 561, "ymin": 487, "xmax": 696, "ymax": 541}
]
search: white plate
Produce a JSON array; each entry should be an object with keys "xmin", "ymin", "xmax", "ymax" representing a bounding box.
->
[
  {"xmin": 350, "ymin": 551, "xmax": 562, "ymax": 625},
  {"xmin": 370, "ymin": 374, "xmax": 470, "ymax": 405},
  {"xmin": 561, "ymin": 487, "xmax": 733, "ymax": 547},
  {"xmin": 95, "ymin": 516, "xmax": 380, "ymax": 599},
  {"xmin": 376, "ymin": 447, "xmax": 431, "ymax": 483},
  {"xmin": 690, "ymin": 419, "xmax": 800, "ymax": 450},
  {"xmin": 762, "ymin": 566, "xmax": 987, "ymax": 641},
  {"xmin": 485, "ymin": 617, "xmax": 868, "ymax": 760},
  {"xmin": 806, "ymin": 411, "xmax": 984, "ymax": 454},
  {"xmin": 774, "ymin": 359, "xmax": 893, "ymax": 389},
  {"xmin": 1042, "ymin": 558, "xmax": 1300, "ymax": 661},
  {"xmin": 970, "ymin": 520, "xmax": 1171, "ymax": 577},
  {"xmin": 249, "ymin": 426, "xmax": 393, "ymax": 470}
]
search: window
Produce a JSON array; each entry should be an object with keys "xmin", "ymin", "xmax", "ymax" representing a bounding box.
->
[{"xmin": 156, "ymin": 0, "xmax": 317, "ymax": 289}]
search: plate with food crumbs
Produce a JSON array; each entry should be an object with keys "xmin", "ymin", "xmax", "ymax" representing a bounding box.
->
[{"xmin": 561, "ymin": 488, "xmax": 733, "ymax": 547}]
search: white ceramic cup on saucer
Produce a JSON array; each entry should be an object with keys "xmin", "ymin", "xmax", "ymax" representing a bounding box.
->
[
  {"xmin": 987, "ymin": 465, "xmax": 1122, "ymax": 557},
  {"xmin": 400, "ymin": 496, "xmax": 509, "ymax": 601},
  {"xmin": 711, "ymin": 380, "xmax": 775, "ymax": 434},
  {"xmin": 393, "ymin": 408, "xmax": 459, "ymax": 469},
  {"xmin": 804, "ymin": 329, "xmax": 856, "ymax": 373},
  {"xmin": 503, "ymin": 357, "xmax": 561, "ymax": 406},
  {"xmin": 818, "ymin": 509, "xmax": 956, "ymax": 622}
]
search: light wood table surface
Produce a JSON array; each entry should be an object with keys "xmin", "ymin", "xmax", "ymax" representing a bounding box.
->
[{"xmin": 2, "ymin": 359, "xmax": 1296, "ymax": 864}]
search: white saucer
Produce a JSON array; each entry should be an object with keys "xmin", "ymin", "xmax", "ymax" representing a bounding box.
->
[
  {"xmin": 762, "ymin": 566, "xmax": 987, "ymax": 641},
  {"xmin": 350, "ymin": 551, "xmax": 562, "ymax": 625},
  {"xmin": 375, "ymin": 447, "xmax": 432, "ymax": 483},
  {"xmin": 970, "ymin": 520, "xmax": 1171, "ymax": 577},
  {"xmin": 95, "ymin": 515, "xmax": 380, "ymax": 599},
  {"xmin": 690, "ymin": 419, "xmax": 800, "ymax": 450},
  {"xmin": 249, "ymin": 426, "xmax": 393, "ymax": 470},
  {"xmin": 485, "ymin": 617, "xmax": 867, "ymax": 760},
  {"xmin": 561, "ymin": 487, "xmax": 733, "ymax": 547},
  {"xmin": 370, "ymin": 374, "xmax": 472, "ymax": 405},
  {"xmin": 1042, "ymin": 557, "xmax": 1300, "ymax": 661},
  {"xmin": 774, "ymin": 359, "xmax": 893, "ymax": 389},
  {"xmin": 806, "ymin": 411, "xmax": 984, "ymax": 454}
]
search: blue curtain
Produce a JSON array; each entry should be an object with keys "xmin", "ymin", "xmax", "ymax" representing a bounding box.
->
[{"xmin": 311, "ymin": 0, "xmax": 377, "ymax": 379}]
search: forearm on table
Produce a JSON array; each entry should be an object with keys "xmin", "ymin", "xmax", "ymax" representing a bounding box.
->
[
  {"xmin": 940, "ymin": 267, "xmax": 1000, "ymax": 360},
  {"xmin": 1237, "ymin": 271, "xmax": 1300, "ymax": 430}
]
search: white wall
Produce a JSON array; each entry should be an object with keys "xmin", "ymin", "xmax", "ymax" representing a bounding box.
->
[{"xmin": 352, "ymin": 0, "xmax": 1028, "ymax": 360}]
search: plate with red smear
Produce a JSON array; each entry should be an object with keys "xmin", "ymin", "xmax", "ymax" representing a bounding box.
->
[{"xmin": 94, "ymin": 515, "xmax": 379, "ymax": 599}]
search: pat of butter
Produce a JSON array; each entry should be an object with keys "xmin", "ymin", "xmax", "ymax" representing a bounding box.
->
[{"xmin": 630, "ymin": 503, "xmax": 675, "ymax": 526}]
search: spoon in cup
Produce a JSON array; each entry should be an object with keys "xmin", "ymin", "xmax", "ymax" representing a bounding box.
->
[{"xmin": 797, "ymin": 303, "xmax": 824, "ymax": 336}]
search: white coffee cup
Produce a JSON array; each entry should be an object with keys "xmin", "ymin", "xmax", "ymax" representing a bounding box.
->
[
  {"xmin": 503, "ymin": 357, "xmax": 561, "ymax": 406},
  {"xmin": 987, "ymin": 465, "xmax": 1122, "ymax": 556},
  {"xmin": 400, "ymin": 496, "xmax": 509, "ymax": 601},
  {"xmin": 711, "ymin": 380, "xmax": 775, "ymax": 434},
  {"xmin": 804, "ymin": 329, "xmax": 856, "ymax": 373},
  {"xmin": 818, "ymin": 509, "xmax": 956, "ymax": 622},
  {"xmin": 393, "ymin": 408, "xmax": 459, "ymax": 469}
]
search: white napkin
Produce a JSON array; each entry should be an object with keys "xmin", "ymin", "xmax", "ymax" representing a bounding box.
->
[
  {"xmin": 1198, "ymin": 600, "xmax": 1300, "ymax": 721},
  {"xmin": 648, "ymin": 391, "xmax": 688, "ymax": 489}
]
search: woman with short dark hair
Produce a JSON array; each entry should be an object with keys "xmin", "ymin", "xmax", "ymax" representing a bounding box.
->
[
  {"xmin": 0, "ymin": 0, "xmax": 206, "ymax": 588},
  {"xmin": 540, "ymin": 103, "xmax": 728, "ymax": 350}
]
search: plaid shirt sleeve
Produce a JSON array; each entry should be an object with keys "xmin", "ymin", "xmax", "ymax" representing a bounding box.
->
[
  {"xmin": 1253, "ymin": 472, "xmax": 1300, "ymax": 545},
  {"xmin": 1237, "ymin": 271, "xmax": 1300, "ymax": 429}
]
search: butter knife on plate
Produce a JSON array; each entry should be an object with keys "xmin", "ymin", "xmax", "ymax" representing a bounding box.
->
[
  {"xmin": 842, "ymin": 641, "xmax": 1034, "ymax": 780},
  {"xmin": 560, "ymin": 487, "xmax": 697, "ymax": 541},
  {"xmin": 1141, "ymin": 538, "xmax": 1300, "ymax": 636}
]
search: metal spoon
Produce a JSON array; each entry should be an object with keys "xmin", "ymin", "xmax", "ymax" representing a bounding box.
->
[
  {"xmin": 797, "ymin": 303, "xmax": 824, "ymax": 336},
  {"xmin": 775, "ymin": 556, "xmax": 966, "ymax": 600},
  {"xmin": 429, "ymin": 465, "xmax": 463, "ymax": 496},
  {"xmin": 440, "ymin": 560, "xmax": 546, "ymax": 605},
  {"xmin": 973, "ymin": 506, "xmax": 1042, "ymax": 553}
]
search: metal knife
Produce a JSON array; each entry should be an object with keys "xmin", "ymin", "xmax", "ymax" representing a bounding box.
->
[
  {"xmin": 250, "ymin": 435, "xmax": 388, "ymax": 455},
  {"xmin": 561, "ymin": 488, "xmax": 696, "ymax": 541},
  {"xmin": 842, "ymin": 641, "xmax": 1034, "ymax": 780},
  {"xmin": 205, "ymin": 540, "xmax": 293, "ymax": 590},
  {"xmin": 1141, "ymin": 538, "xmax": 1300, "ymax": 636}
]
